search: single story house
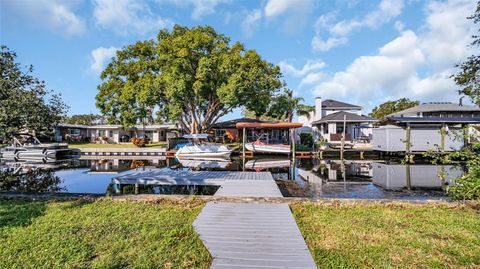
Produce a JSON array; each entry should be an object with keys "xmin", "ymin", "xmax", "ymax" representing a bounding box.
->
[
  {"xmin": 299, "ymin": 97, "xmax": 377, "ymax": 142},
  {"xmin": 55, "ymin": 123, "xmax": 178, "ymax": 143},
  {"xmin": 211, "ymin": 117, "xmax": 301, "ymax": 143},
  {"xmin": 373, "ymin": 102, "xmax": 480, "ymax": 152}
]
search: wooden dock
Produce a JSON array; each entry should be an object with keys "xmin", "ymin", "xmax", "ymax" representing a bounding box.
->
[
  {"xmin": 194, "ymin": 203, "xmax": 316, "ymax": 268},
  {"xmin": 113, "ymin": 170, "xmax": 316, "ymax": 268}
]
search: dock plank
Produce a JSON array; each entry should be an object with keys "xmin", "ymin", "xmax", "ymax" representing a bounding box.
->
[{"xmin": 194, "ymin": 202, "xmax": 316, "ymax": 269}]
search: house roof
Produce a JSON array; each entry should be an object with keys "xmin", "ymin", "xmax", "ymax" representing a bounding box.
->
[
  {"xmin": 387, "ymin": 116, "xmax": 480, "ymax": 124},
  {"xmin": 322, "ymin": 99, "xmax": 362, "ymax": 109},
  {"xmin": 388, "ymin": 102, "xmax": 480, "ymax": 116},
  {"xmin": 312, "ymin": 111, "xmax": 377, "ymax": 124},
  {"xmin": 57, "ymin": 124, "xmax": 177, "ymax": 130},
  {"xmin": 211, "ymin": 117, "xmax": 266, "ymax": 129},
  {"xmin": 236, "ymin": 122, "xmax": 303, "ymax": 129}
]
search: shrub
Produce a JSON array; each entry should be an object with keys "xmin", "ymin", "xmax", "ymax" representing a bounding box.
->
[
  {"xmin": 299, "ymin": 132, "xmax": 313, "ymax": 149},
  {"xmin": 131, "ymin": 137, "xmax": 148, "ymax": 147},
  {"xmin": 424, "ymin": 143, "xmax": 480, "ymax": 201},
  {"xmin": 448, "ymin": 143, "xmax": 480, "ymax": 201}
]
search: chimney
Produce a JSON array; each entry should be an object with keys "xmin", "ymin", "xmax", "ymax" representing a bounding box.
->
[{"xmin": 314, "ymin": 97, "xmax": 322, "ymax": 121}]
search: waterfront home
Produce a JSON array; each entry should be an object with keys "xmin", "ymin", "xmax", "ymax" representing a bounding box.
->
[
  {"xmin": 55, "ymin": 124, "xmax": 178, "ymax": 144},
  {"xmin": 210, "ymin": 117, "xmax": 294, "ymax": 144},
  {"xmin": 210, "ymin": 117, "xmax": 265, "ymax": 142},
  {"xmin": 298, "ymin": 97, "xmax": 377, "ymax": 142},
  {"xmin": 373, "ymin": 102, "xmax": 480, "ymax": 152}
]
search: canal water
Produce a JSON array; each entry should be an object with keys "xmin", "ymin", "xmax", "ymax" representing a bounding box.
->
[{"xmin": 1, "ymin": 156, "xmax": 463, "ymax": 199}]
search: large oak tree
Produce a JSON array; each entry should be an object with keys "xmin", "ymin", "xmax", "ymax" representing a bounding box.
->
[
  {"xmin": 0, "ymin": 46, "xmax": 68, "ymax": 140},
  {"xmin": 454, "ymin": 1, "xmax": 480, "ymax": 105},
  {"xmin": 369, "ymin": 98, "xmax": 419, "ymax": 119},
  {"xmin": 96, "ymin": 25, "xmax": 283, "ymax": 133}
]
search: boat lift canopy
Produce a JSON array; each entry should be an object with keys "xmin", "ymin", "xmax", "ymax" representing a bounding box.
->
[
  {"xmin": 235, "ymin": 122, "xmax": 303, "ymax": 129},
  {"xmin": 183, "ymin": 134, "xmax": 209, "ymax": 139}
]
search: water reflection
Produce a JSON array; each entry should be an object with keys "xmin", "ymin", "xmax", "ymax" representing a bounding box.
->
[{"xmin": 0, "ymin": 154, "xmax": 464, "ymax": 199}]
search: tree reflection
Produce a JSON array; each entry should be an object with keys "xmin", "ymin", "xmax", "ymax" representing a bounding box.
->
[{"xmin": 0, "ymin": 169, "xmax": 64, "ymax": 192}]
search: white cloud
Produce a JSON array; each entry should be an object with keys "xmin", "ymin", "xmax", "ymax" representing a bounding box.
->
[
  {"xmin": 242, "ymin": 9, "xmax": 262, "ymax": 37},
  {"xmin": 235, "ymin": 0, "xmax": 315, "ymax": 37},
  {"xmin": 3, "ymin": 0, "xmax": 85, "ymax": 35},
  {"xmin": 90, "ymin": 47, "xmax": 119, "ymax": 74},
  {"xmin": 311, "ymin": 0, "xmax": 476, "ymax": 111},
  {"xmin": 299, "ymin": 72, "xmax": 325, "ymax": 87},
  {"xmin": 93, "ymin": 0, "xmax": 172, "ymax": 36},
  {"xmin": 279, "ymin": 59, "xmax": 326, "ymax": 77},
  {"xmin": 160, "ymin": 0, "xmax": 231, "ymax": 20},
  {"xmin": 312, "ymin": 0, "xmax": 404, "ymax": 52}
]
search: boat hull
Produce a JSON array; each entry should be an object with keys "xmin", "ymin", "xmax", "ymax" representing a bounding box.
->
[
  {"xmin": 245, "ymin": 143, "xmax": 291, "ymax": 154},
  {"xmin": 175, "ymin": 145, "xmax": 232, "ymax": 159}
]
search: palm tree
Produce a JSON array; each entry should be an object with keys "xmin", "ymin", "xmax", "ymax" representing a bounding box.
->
[{"xmin": 268, "ymin": 89, "xmax": 314, "ymax": 122}]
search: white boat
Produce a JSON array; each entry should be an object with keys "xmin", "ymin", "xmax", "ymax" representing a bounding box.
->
[
  {"xmin": 245, "ymin": 141, "xmax": 291, "ymax": 154},
  {"xmin": 1, "ymin": 134, "xmax": 79, "ymax": 162},
  {"xmin": 178, "ymin": 158, "xmax": 231, "ymax": 169},
  {"xmin": 175, "ymin": 134, "xmax": 233, "ymax": 158},
  {"xmin": 245, "ymin": 159, "xmax": 291, "ymax": 171}
]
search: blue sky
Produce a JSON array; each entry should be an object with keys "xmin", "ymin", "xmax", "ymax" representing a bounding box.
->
[{"xmin": 0, "ymin": 0, "xmax": 476, "ymax": 120}]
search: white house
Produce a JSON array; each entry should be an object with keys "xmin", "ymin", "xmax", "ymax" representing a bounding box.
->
[
  {"xmin": 373, "ymin": 102, "xmax": 480, "ymax": 152},
  {"xmin": 298, "ymin": 97, "xmax": 377, "ymax": 142},
  {"xmin": 55, "ymin": 124, "xmax": 178, "ymax": 143}
]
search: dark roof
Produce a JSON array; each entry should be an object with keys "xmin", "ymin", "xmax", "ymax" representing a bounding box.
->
[
  {"xmin": 388, "ymin": 102, "xmax": 480, "ymax": 116},
  {"xmin": 387, "ymin": 116, "xmax": 480, "ymax": 124},
  {"xmin": 322, "ymin": 99, "xmax": 362, "ymax": 109},
  {"xmin": 211, "ymin": 117, "xmax": 266, "ymax": 129},
  {"xmin": 312, "ymin": 111, "xmax": 377, "ymax": 124}
]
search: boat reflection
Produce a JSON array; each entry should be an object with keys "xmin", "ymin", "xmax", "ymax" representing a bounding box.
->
[{"xmin": 177, "ymin": 157, "xmax": 232, "ymax": 170}]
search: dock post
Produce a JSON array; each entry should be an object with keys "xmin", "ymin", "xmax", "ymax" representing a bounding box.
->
[
  {"xmin": 242, "ymin": 127, "xmax": 246, "ymax": 159},
  {"xmin": 242, "ymin": 127, "xmax": 246, "ymax": 171},
  {"xmin": 405, "ymin": 123, "xmax": 412, "ymax": 164},
  {"xmin": 340, "ymin": 115, "xmax": 346, "ymax": 160},
  {"xmin": 291, "ymin": 128, "xmax": 296, "ymax": 167},
  {"xmin": 440, "ymin": 123, "xmax": 446, "ymax": 152}
]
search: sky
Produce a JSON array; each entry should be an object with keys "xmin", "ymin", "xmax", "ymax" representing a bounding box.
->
[{"xmin": 0, "ymin": 0, "xmax": 477, "ymax": 121}]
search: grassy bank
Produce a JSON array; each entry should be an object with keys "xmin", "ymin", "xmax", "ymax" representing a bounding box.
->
[
  {"xmin": 0, "ymin": 199, "xmax": 211, "ymax": 268},
  {"xmin": 292, "ymin": 202, "xmax": 480, "ymax": 268},
  {"xmin": 68, "ymin": 142, "xmax": 167, "ymax": 148}
]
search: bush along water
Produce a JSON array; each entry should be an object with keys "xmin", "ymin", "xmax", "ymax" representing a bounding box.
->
[
  {"xmin": 423, "ymin": 143, "xmax": 480, "ymax": 201},
  {"xmin": 0, "ymin": 168, "xmax": 63, "ymax": 192}
]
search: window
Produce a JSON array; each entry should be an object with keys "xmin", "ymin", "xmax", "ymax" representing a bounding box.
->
[
  {"xmin": 109, "ymin": 131, "xmax": 113, "ymax": 138},
  {"xmin": 145, "ymin": 131, "xmax": 153, "ymax": 141},
  {"xmin": 70, "ymin": 129, "xmax": 81, "ymax": 136},
  {"xmin": 336, "ymin": 126, "xmax": 346, "ymax": 134},
  {"xmin": 216, "ymin": 129, "xmax": 226, "ymax": 137},
  {"xmin": 99, "ymin": 130, "xmax": 106, "ymax": 137}
]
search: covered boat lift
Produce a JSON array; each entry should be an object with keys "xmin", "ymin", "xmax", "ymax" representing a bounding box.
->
[{"xmin": 235, "ymin": 122, "xmax": 304, "ymax": 158}]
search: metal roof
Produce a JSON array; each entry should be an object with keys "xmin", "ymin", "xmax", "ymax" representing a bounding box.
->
[
  {"xmin": 236, "ymin": 122, "xmax": 303, "ymax": 129},
  {"xmin": 388, "ymin": 116, "xmax": 480, "ymax": 123},
  {"xmin": 322, "ymin": 99, "xmax": 362, "ymax": 109},
  {"xmin": 212, "ymin": 117, "xmax": 266, "ymax": 128},
  {"xmin": 388, "ymin": 102, "xmax": 480, "ymax": 116},
  {"xmin": 312, "ymin": 111, "xmax": 377, "ymax": 124}
]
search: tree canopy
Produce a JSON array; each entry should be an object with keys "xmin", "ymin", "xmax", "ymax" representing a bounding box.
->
[
  {"xmin": 368, "ymin": 98, "xmax": 419, "ymax": 119},
  {"xmin": 0, "ymin": 46, "xmax": 68, "ymax": 139},
  {"xmin": 63, "ymin": 114, "xmax": 103, "ymax": 126},
  {"xmin": 96, "ymin": 25, "xmax": 283, "ymax": 133},
  {"xmin": 242, "ymin": 89, "xmax": 314, "ymax": 122},
  {"xmin": 454, "ymin": 1, "xmax": 480, "ymax": 105}
]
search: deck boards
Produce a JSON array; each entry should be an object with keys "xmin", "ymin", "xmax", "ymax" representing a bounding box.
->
[
  {"xmin": 114, "ymin": 169, "xmax": 316, "ymax": 268},
  {"xmin": 194, "ymin": 202, "xmax": 316, "ymax": 269}
]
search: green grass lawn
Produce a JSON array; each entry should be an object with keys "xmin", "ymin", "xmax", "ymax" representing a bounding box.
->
[
  {"xmin": 0, "ymin": 198, "xmax": 211, "ymax": 269},
  {"xmin": 68, "ymin": 142, "xmax": 167, "ymax": 148},
  {"xmin": 292, "ymin": 202, "xmax": 480, "ymax": 269}
]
